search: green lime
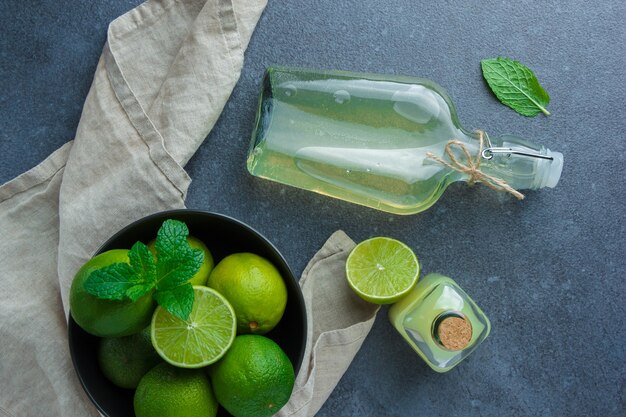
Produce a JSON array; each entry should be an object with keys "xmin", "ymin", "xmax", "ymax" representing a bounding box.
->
[
  {"xmin": 207, "ymin": 253, "xmax": 287, "ymax": 334},
  {"xmin": 209, "ymin": 335, "xmax": 295, "ymax": 417},
  {"xmin": 151, "ymin": 286, "xmax": 236, "ymax": 368},
  {"xmin": 70, "ymin": 249, "xmax": 155, "ymax": 337},
  {"xmin": 134, "ymin": 362, "xmax": 218, "ymax": 417},
  {"xmin": 148, "ymin": 236, "xmax": 214, "ymax": 286},
  {"xmin": 345, "ymin": 237, "xmax": 419, "ymax": 304},
  {"xmin": 98, "ymin": 326, "xmax": 162, "ymax": 389}
]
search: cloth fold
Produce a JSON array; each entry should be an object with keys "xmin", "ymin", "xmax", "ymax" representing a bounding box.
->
[
  {"xmin": 0, "ymin": 1, "xmax": 379, "ymax": 416},
  {"xmin": 278, "ymin": 230, "xmax": 380, "ymax": 417}
]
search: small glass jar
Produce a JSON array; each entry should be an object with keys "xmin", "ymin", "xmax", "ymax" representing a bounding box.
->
[{"xmin": 388, "ymin": 273, "xmax": 491, "ymax": 372}]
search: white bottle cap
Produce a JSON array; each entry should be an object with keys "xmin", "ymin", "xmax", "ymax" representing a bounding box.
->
[{"xmin": 542, "ymin": 150, "xmax": 563, "ymax": 188}]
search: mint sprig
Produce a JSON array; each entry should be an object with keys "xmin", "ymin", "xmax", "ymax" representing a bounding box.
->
[
  {"xmin": 84, "ymin": 219, "xmax": 203, "ymax": 320},
  {"xmin": 481, "ymin": 57, "xmax": 551, "ymax": 117}
]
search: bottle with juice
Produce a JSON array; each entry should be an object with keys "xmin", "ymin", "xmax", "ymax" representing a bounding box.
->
[
  {"xmin": 247, "ymin": 66, "xmax": 563, "ymax": 214},
  {"xmin": 388, "ymin": 273, "xmax": 491, "ymax": 372}
]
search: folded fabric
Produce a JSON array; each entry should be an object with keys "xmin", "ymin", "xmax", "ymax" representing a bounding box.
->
[
  {"xmin": 0, "ymin": 0, "xmax": 266, "ymax": 415},
  {"xmin": 0, "ymin": 1, "xmax": 379, "ymax": 416},
  {"xmin": 277, "ymin": 230, "xmax": 380, "ymax": 417}
]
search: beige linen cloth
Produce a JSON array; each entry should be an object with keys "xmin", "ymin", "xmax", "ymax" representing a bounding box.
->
[{"xmin": 0, "ymin": 1, "xmax": 379, "ymax": 416}]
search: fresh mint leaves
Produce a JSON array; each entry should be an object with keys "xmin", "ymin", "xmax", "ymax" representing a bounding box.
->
[
  {"xmin": 84, "ymin": 219, "xmax": 203, "ymax": 320},
  {"xmin": 153, "ymin": 285, "xmax": 195, "ymax": 323},
  {"xmin": 156, "ymin": 255, "xmax": 202, "ymax": 290},
  {"xmin": 83, "ymin": 262, "xmax": 139, "ymax": 300},
  {"xmin": 129, "ymin": 241, "xmax": 156, "ymax": 283},
  {"xmin": 481, "ymin": 57, "xmax": 551, "ymax": 117},
  {"xmin": 155, "ymin": 219, "xmax": 193, "ymax": 260}
]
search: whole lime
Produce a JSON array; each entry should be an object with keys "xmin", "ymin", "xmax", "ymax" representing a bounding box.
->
[
  {"xmin": 98, "ymin": 326, "xmax": 162, "ymax": 389},
  {"xmin": 148, "ymin": 236, "xmax": 214, "ymax": 286},
  {"xmin": 69, "ymin": 249, "xmax": 155, "ymax": 337},
  {"xmin": 134, "ymin": 363, "xmax": 218, "ymax": 417},
  {"xmin": 207, "ymin": 253, "xmax": 287, "ymax": 334},
  {"xmin": 209, "ymin": 335, "xmax": 295, "ymax": 417}
]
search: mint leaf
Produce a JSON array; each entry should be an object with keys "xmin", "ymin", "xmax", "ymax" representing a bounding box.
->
[
  {"xmin": 155, "ymin": 219, "xmax": 190, "ymax": 260},
  {"xmin": 84, "ymin": 263, "xmax": 140, "ymax": 300},
  {"xmin": 128, "ymin": 241, "xmax": 156, "ymax": 286},
  {"xmin": 153, "ymin": 283, "xmax": 194, "ymax": 320},
  {"xmin": 85, "ymin": 243, "xmax": 158, "ymax": 302},
  {"xmin": 155, "ymin": 248, "xmax": 204, "ymax": 290},
  {"xmin": 151, "ymin": 219, "xmax": 203, "ymax": 320},
  {"xmin": 121, "ymin": 241, "xmax": 157, "ymax": 301},
  {"xmin": 481, "ymin": 57, "xmax": 550, "ymax": 117},
  {"xmin": 125, "ymin": 283, "xmax": 154, "ymax": 301},
  {"xmin": 82, "ymin": 219, "xmax": 202, "ymax": 321}
]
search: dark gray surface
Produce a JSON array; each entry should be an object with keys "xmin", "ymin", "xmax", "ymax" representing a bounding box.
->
[{"xmin": 1, "ymin": 1, "xmax": 625, "ymax": 416}]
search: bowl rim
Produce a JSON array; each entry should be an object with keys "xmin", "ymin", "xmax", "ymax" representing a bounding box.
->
[{"xmin": 68, "ymin": 208, "xmax": 307, "ymax": 416}]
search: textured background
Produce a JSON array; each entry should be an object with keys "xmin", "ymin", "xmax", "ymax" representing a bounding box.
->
[{"xmin": 1, "ymin": 1, "xmax": 625, "ymax": 416}]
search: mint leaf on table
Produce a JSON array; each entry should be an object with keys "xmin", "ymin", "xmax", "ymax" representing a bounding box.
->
[
  {"xmin": 83, "ymin": 218, "xmax": 203, "ymax": 321},
  {"xmin": 84, "ymin": 263, "xmax": 141, "ymax": 300},
  {"xmin": 481, "ymin": 57, "xmax": 551, "ymax": 117},
  {"xmin": 153, "ymin": 284, "xmax": 195, "ymax": 321}
]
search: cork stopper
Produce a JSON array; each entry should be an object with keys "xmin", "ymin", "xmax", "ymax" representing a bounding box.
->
[{"xmin": 436, "ymin": 316, "xmax": 472, "ymax": 350}]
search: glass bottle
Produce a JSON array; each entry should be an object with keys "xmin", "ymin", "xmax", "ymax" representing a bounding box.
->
[
  {"xmin": 247, "ymin": 66, "xmax": 563, "ymax": 215},
  {"xmin": 388, "ymin": 273, "xmax": 490, "ymax": 372}
]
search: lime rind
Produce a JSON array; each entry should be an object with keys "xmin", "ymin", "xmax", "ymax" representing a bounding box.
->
[
  {"xmin": 151, "ymin": 286, "xmax": 236, "ymax": 368},
  {"xmin": 346, "ymin": 237, "xmax": 419, "ymax": 304}
]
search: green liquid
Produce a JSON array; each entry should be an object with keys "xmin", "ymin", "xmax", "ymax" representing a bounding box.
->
[
  {"xmin": 247, "ymin": 68, "xmax": 468, "ymax": 214},
  {"xmin": 247, "ymin": 67, "xmax": 563, "ymax": 214},
  {"xmin": 388, "ymin": 274, "xmax": 490, "ymax": 372}
]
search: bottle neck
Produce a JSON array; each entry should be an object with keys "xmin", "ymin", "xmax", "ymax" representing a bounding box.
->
[{"xmin": 451, "ymin": 132, "xmax": 563, "ymax": 190}]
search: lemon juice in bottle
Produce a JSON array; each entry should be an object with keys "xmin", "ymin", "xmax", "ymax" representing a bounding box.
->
[{"xmin": 247, "ymin": 67, "xmax": 563, "ymax": 214}]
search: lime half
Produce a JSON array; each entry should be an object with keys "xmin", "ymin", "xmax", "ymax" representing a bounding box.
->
[
  {"xmin": 151, "ymin": 286, "xmax": 236, "ymax": 368},
  {"xmin": 346, "ymin": 237, "xmax": 419, "ymax": 304}
]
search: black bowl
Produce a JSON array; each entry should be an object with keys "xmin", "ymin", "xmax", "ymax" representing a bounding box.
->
[{"xmin": 69, "ymin": 209, "xmax": 307, "ymax": 417}]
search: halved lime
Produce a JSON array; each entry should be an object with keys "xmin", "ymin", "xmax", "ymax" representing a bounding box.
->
[
  {"xmin": 346, "ymin": 237, "xmax": 419, "ymax": 304},
  {"xmin": 151, "ymin": 286, "xmax": 236, "ymax": 368}
]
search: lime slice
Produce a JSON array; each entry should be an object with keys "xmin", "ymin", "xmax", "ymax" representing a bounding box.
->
[
  {"xmin": 346, "ymin": 237, "xmax": 419, "ymax": 304},
  {"xmin": 151, "ymin": 286, "xmax": 236, "ymax": 368}
]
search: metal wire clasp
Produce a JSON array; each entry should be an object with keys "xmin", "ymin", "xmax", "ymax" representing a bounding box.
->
[
  {"xmin": 480, "ymin": 132, "xmax": 554, "ymax": 161},
  {"xmin": 481, "ymin": 147, "xmax": 554, "ymax": 161}
]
